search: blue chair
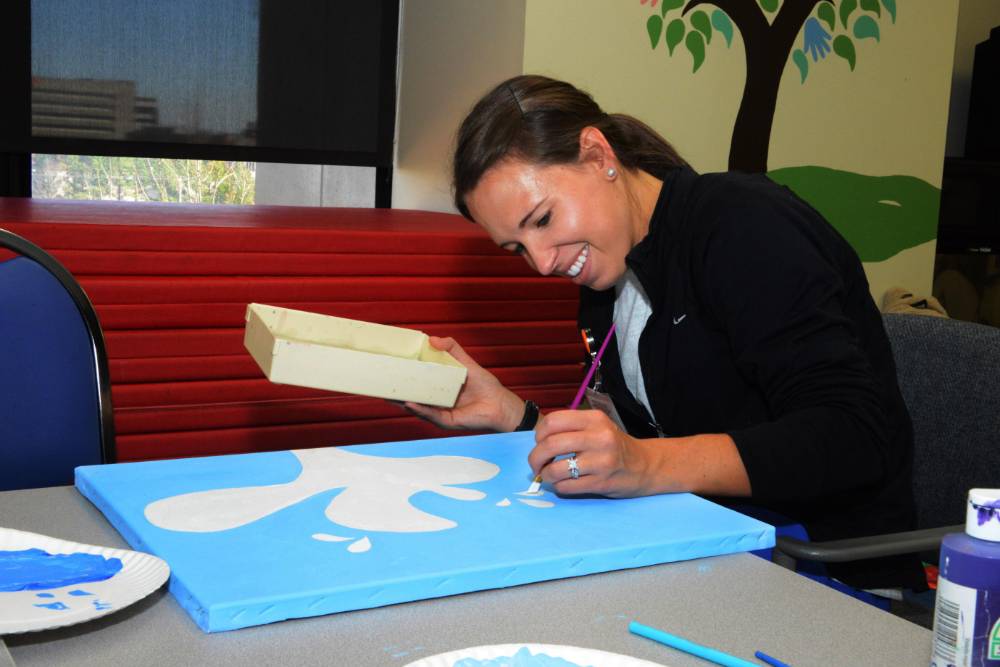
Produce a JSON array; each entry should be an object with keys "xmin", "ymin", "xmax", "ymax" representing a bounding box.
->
[{"xmin": 0, "ymin": 227, "xmax": 115, "ymax": 490}]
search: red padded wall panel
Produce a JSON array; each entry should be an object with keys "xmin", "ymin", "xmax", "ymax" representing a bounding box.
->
[
  {"xmin": 51, "ymin": 249, "xmax": 537, "ymax": 277},
  {"xmin": 96, "ymin": 300, "xmax": 580, "ymax": 330},
  {"xmin": 78, "ymin": 276, "xmax": 576, "ymax": 305},
  {"xmin": 108, "ymin": 343, "xmax": 584, "ymax": 384},
  {"xmin": 0, "ymin": 200, "xmax": 583, "ymax": 462}
]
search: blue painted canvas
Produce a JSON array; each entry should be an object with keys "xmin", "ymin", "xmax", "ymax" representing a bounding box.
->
[{"xmin": 75, "ymin": 432, "xmax": 774, "ymax": 632}]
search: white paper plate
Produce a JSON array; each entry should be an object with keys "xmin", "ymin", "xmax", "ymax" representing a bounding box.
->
[
  {"xmin": 404, "ymin": 644, "xmax": 668, "ymax": 667},
  {"xmin": 0, "ymin": 527, "xmax": 169, "ymax": 634}
]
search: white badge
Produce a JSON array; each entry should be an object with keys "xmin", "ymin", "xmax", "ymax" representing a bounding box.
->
[{"xmin": 584, "ymin": 387, "xmax": 628, "ymax": 432}]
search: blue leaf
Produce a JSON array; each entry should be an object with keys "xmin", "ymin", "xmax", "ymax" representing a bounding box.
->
[{"xmin": 711, "ymin": 10, "xmax": 734, "ymax": 48}]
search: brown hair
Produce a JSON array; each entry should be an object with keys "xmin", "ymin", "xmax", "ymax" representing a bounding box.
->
[{"xmin": 452, "ymin": 75, "xmax": 687, "ymax": 220}]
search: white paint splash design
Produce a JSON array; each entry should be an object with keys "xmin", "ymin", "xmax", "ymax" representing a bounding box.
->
[
  {"xmin": 496, "ymin": 498, "xmax": 511, "ymax": 507},
  {"xmin": 517, "ymin": 499, "xmax": 555, "ymax": 509},
  {"xmin": 312, "ymin": 533, "xmax": 351, "ymax": 542},
  {"xmin": 144, "ymin": 448, "xmax": 499, "ymax": 534},
  {"xmin": 348, "ymin": 537, "xmax": 372, "ymax": 553}
]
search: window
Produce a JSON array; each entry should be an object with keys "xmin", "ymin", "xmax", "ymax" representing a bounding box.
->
[
  {"xmin": 32, "ymin": 155, "xmax": 256, "ymax": 205},
  {"xmin": 2, "ymin": 0, "xmax": 399, "ymax": 205}
]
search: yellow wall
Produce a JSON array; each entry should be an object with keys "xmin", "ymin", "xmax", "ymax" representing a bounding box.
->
[
  {"xmin": 524, "ymin": 1, "xmax": 744, "ymax": 174},
  {"xmin": 522, "ymin": 0, "xmax": 960, "ymax": 301},
  {"xmin": 770, "ymin": 5, "xmax": 955, "ymax": 185}
]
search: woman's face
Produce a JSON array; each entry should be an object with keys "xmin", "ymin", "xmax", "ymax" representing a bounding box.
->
[{"xmin": 465, "ymin": 157, "xmax": 639, "ymax": 292}]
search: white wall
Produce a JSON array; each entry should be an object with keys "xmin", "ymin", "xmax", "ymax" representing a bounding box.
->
[
  {"xmin": 392, "ymin": 0, "xmax": 526, "ymax": 213},
  {"xmin": 945, "ymin": 0, "xmax": 1000, "ymax": 157}
]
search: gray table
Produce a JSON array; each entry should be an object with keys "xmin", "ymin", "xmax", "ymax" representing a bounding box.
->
[{"xmin": 1, "ymin": 486, "xmax": 931, "ymax": 666}]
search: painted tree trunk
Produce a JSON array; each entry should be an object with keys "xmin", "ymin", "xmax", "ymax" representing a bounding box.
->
[
  {"xmin": 729, "ymin": 48, "xmax": 785, "ymax": 173},
  {"xmin": 694, "ymin": 0, "xmax": 824, "ymax": 173}
]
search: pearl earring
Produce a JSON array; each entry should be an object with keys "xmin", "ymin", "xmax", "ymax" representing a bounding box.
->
[{"xmin": 607, "ymin": 167, "xmax": 617, "ymax": 179}]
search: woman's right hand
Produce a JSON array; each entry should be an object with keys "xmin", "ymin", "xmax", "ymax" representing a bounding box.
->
[{"xmin": 403, "ymin": 336, "xmax": 527, "ymax": 432}]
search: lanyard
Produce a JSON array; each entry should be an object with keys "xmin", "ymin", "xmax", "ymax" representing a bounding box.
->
[{"xmin": 580, "ymin": 327, "xmax": 604, "ymax": 392}]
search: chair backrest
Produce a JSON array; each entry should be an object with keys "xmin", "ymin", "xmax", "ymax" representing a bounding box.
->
[
  {"xmin": 0, "ymin": 228, "xmax": 115, "ymax": 490},
  {"xmin": 883, "ymin": 313, "xmax": 1000, "ymax": 528}
]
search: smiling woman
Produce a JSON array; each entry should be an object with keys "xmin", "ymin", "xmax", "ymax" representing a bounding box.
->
[
  {"xmin": 462, "ymin": 146, "xmax": 663, "ymax": 292},
  {"xmin": 401, "ymin": 74, "xmax": 927, "ymax": 592},
  {"xmin": 452, "ymin": 76, "xmax": 686, "ymax": 292}
]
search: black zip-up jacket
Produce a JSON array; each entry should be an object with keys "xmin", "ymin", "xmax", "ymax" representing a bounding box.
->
[{"xmin": 578, "ymin": 167, "xmax": 924, "ymax": 588}]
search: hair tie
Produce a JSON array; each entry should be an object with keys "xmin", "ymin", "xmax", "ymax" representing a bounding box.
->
[{"xmin": 505, "ymin": 83, "xmax": 525, "ymax": 119}]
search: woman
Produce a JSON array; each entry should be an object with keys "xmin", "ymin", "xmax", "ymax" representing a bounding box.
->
[{"xmin": 406, "ymin": 75, "xmax": 922, "ymax": 589}]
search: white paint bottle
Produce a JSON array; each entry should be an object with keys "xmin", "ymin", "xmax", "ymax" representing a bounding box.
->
[{"xmin": 930, "ymin": 489, "xmax": 1000, "ymax": 667}]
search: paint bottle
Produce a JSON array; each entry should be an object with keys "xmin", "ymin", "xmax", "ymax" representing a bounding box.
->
[{"xmin": 930, "ymin": 489, "xmax": 1000, "ymax": 667}]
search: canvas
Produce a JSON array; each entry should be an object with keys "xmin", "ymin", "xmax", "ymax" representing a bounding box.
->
[{"xmin": 75, "ymin": 432, "xmax": 774, "ymax": 632}]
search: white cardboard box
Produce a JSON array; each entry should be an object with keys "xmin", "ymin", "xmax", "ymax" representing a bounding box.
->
[{"xmin": 244, "ymin": 303, "xmax": 467, "ymax": 407}]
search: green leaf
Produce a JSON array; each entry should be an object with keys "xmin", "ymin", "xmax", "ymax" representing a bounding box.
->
[
  {"xmin": 759, "ymin": 0, "xmax": 778, "ymax": 12},
  {"xmin": 666, "ymin": 19, "xmax": 686, "ymax": 56},
  {"xmin": 817, "ymin": 2, "xmax": 836, "ymax": 31},
  {"xmin": 860, "ymin": 0, "xmax": 881, "ymax": 17},
  {"xmin": 690, "ymin": 10, "xmax": 712, "ymax": 45},
  {"xmin": 833, "ymin": 35, "xmax": 857, "ymax": 70},
  {"xmin": 661, "ymin": 0, "xmax": 684, "ymax": 18},
  {"xmin": 685, "ymin": 30, "xmax": 706, "ymax": 72},
  {"xmin": 881, "ymin": 0, "xmax": 897, "ymax": 23},
  {"xmin": 840, "ymin": 0, "xmax": 858, "ymax": 29},
  {"xmin": 711, "ymin": 10, "xmax": 734, "ymax": 48},
  {"xmin": 646, "ymin": 15, "xmax": 663, "ymax": 49},
  {"xmin": 853, "ymin": 15, "xmax": 880, "ymax": 42},
  {"xmin": 792, "ymin": 49, "xmax": 809, "ymax": 83}
]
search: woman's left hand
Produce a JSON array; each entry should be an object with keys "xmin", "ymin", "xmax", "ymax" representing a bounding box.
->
[{"xmin": 529, "ymin": 409, "xmax": 669, "ymax": 498}]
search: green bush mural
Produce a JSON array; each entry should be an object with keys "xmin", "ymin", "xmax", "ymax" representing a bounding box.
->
[
  {"xmin": 769, "ymin": 167, "xmax": 937, "ymax": 262},
  {"xmin": 642, "ymin": 0, "xmax": 897, "ymax": 173}
]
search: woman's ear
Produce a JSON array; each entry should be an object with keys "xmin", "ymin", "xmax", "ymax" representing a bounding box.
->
[{"xmin": 578, "ymin": 126, "xmax": 617, "ymax": 174}]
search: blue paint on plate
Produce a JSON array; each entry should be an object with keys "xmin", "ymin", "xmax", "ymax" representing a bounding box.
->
[
  {"xmin": 454, "ymin": 647, "xmax": 588, "ymax": 667},
  {"xmin": 0, "ymin": 548, "xmax": 123, "ymax": 592}
]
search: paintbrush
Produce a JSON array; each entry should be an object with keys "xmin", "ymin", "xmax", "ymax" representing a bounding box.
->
[{"xmin": 523, "ymin": 323, "xmax": 617, "ymax": 495}]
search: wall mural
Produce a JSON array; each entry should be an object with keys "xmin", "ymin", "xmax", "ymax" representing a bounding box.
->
[{"xmin": 639, "ymin": 0, "xmax": 936, "ymax": 268}]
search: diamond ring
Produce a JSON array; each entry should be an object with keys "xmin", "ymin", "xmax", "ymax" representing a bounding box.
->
[{"xmin": 566, "ymin": 455, "xmax": 580, "ymax": 480}]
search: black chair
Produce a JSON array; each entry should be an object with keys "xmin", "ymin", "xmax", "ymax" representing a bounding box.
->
[
  {"xmin": 773, "ymin": 313, "xmax": 1000, "ymax": 572},
  {"xmin": 0, "ymin": 227, "xmax": 115, "ymax": 490}
]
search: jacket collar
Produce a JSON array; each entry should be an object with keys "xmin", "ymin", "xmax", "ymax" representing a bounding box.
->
[{"xmin": 623, "ymin": 165, "xmax": 692, "ymax": 308}]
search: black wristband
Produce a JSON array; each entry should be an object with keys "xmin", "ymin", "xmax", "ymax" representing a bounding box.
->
[{"xmin": 514, "ymin": 400, "xmax": 540, "ymax": 432}]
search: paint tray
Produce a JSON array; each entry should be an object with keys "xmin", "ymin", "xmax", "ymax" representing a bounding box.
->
[{"xmin": 244, "ymin": 303, "xmax": 467, "ymax": 407}]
